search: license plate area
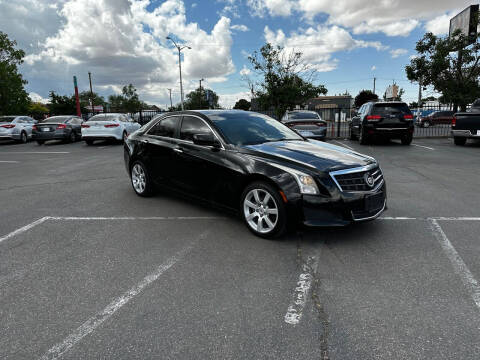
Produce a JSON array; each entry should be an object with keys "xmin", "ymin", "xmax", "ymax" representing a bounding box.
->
[
  {"xmin": 42, "ymin": 128, "xmax": 51, "ymax": 132},
  {"xmin": 365, "ymin": 192, "xmax": 384, "ymax": 211}
]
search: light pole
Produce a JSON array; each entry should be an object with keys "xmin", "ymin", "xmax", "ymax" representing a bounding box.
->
[
  {"xmin": 166, "ymin": 36, "xmax": 190, "ymax": 111},
  {"xmin": 199, "ymin": 78, "xmax": 204, "ymax": 108}
]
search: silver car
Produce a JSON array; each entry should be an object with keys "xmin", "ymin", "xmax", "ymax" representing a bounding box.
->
[
  {"xmin": 0, "ymin": 116, "xmax": 36, "ymax": 143},
  {"xmin": 281, "ymin": 110, "xmax": 327, "ymax": 140}
]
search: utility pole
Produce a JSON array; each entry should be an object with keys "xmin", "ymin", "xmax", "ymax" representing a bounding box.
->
[
  {"xmin": 167, "ymin": 88, "xmax": 173, "ymax": 109},
  {"xmin": 373, "ymin": 77, "xmax": 376, "ymax": 94},
  {"xmin": 88, "ymin": 72, "xmax": 94, "ymax": 115},
  {"xmin": 166, "ymin": 36, "xmax": 191, "ymax": 111},
  {"xmin": 417, "ymin": 77, "xmax": 422, "ymax": 110}
]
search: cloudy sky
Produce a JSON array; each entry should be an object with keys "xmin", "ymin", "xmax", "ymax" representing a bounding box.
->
[{"xmin": 0, "ymin": 0, "xmax": 470, "ymax": 108}]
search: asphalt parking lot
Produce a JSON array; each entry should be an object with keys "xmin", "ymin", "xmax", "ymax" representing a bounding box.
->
[{"xmin": 1, "ymin": 137, "xmax": 480, "ymax": 359}]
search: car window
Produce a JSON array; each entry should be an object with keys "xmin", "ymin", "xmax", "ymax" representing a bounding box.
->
[
  {"xmin": 288, "ymin": 112, "xmax": 320, "ymax": 120},
  {"xmin": 148, "ymin": 116, "xmax": 181, "ymax": 138},
  {"xmin": 0, "ymin": 116, "xmax": 16, "ymax": 123},
  {"xmin": 180, "ymin": 116, "xmax": 213, "ymax": 141},
  {"xmin": 40, "ymin": 116, "xmax": 70, "ymax": 124},
  {"xmin": 372, "ymin": 103, "xmax": 411, "ymax": 116}
]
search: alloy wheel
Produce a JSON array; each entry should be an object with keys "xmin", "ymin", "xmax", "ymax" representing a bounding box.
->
[
  {"xmin": 243, "ymin": 188, "xmax": 279, "ymax": 234},
  {"xmin": 132, "ymin": 164, "xmax": 146, "ymax": 194}
]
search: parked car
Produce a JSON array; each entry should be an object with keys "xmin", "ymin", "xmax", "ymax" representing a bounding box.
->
[
  {"xmin": 451, "ymin": 100, "xmax": 480, "ymax": 146},
  {"xmin": 0, "ymin": 116, "xmax": 36, "ymax": 143},
  {"xmin": 124, "ymin": 110, "xmax": 386, "ymax": 238},
  {"xmin": 281, "ymin": 110, "xmax": 327, "ymax": 140},
  {"xmin": 33, "ymin": 116, "xmax": 83, "ymax": 144},
  {"xmin": 417, "ymin": 110, "xmax": 455, "ymax": 127},
  {"xmin": 81, "ymin": 113, "xmax": 140, "ymax": 145},
  {"xmin": 350, "ymin": 102, "xmax": 414, "ymax": 145}
]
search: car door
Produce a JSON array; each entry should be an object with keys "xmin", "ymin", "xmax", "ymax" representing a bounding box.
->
[
  {"xmin": 143, "ymin": 115, "xmax": 182, "ymax": 187},
  {"xmin": 351, "ymin": 105, "xmax": 363, "ymax": 135},
  {"xmin": 172, "ymin": 115, "xmax": 230, "ymax": 200}
]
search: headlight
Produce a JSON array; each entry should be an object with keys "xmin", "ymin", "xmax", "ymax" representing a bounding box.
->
[{"xmin": 270, "ymin": 163, "xmax": 320, "ymax": 195}]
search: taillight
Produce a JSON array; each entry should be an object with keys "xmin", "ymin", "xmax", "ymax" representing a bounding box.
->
[
  {"xmin": 1, "ymin": 124, "xmax": 15, "ymax": 129},
  {"xmin": 81, "ymin": 124, "xmax": 90, "ymax": 128},
  {"xmin": 452, "ymin": 116, "xmax": 456, "ymax": 126},
  {"xmin": 404, "ymin": 114, "xmax": 414, "ymax": 120},
  {"xmin": 57, "ymin": 124, "xmax": 67, "ymax": 129},
  {"xmin": 366, "ymin": 115, "xmax": 382, "ymax": 121},
  {"xmin": 104, "ymin": 124, "xmax": 120, "ymax": 128},
  {"xmin": 32, "ymin": 125, "xmax": 37, "ymax": 130}
]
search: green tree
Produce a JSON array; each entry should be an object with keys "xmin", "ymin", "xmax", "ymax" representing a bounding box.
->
[
  {"xmin": 184, "ymin": 87, "xmax": 218, "ymax": 109},
  {"xmin": 108, "ymin": 94, "xmax": 124, "ymax": 111},
  {"xmin": 233, "ymin": 99, "xmax": 251, "ymax": 110},
  {"xmin": 406, "ymin": 27, "xmax": 480, "ymax": 112},
  {"xmin": 0, "ymin": 32, "xmax": 29, "ymax": 115},
  {"xmin": 122, "ymin": 84, "xmax": 142, "ymax": 113},
  {"xmin": 354, "ymin": 90, "xmax": 379, "ymax": 108},
  {"xmin": 247, "ymin": 43, "xmax": 327, "ymax": 119},
  {"xmin": 79, "ymin": 91, "xmax": 106, "ymax": 110},
  {"xmin": 28, "ymin": 102, "xmax": 48, "ymax": 119},
  {"xmin": 48, "ymin": 91, "xmax": 85, "ymax": 115}
]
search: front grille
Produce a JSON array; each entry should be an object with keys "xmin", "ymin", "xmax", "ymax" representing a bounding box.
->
[{"xmin": 330, "ymin": 166, "xmax": 383, "ymax": 192}]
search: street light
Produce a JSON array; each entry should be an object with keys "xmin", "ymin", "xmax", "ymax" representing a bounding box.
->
[{"xmin": 166, "ymin": 36, "xmax": 191, "ymax": 111}]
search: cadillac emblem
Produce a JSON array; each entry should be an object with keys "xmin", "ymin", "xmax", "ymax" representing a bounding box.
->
[{"xmin": 364, "ymin": 173, "xmax": 375, "ymax": 188}]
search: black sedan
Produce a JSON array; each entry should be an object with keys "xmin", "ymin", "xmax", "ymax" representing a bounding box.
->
[
  {"xmin": 33, "ymin": 116, "xmax": 83, "ymax": 144},
  {"xmin": 124, "ymin": 110, "xmax": 386, "ymax": 238}
]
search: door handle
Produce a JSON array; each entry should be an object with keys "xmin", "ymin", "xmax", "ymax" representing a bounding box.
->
[
  {"xmin": 141, "ymin": 139, "xmax": 149, "ymax": 144},
  {"xmin": 173, "ymin": 148, "xmax": 183, "ymax": 153}
]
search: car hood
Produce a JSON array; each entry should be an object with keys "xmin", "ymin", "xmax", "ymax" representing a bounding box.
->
[{"xmin": 241, "ymin": 140, "xmax": 376, "ymax": 172}]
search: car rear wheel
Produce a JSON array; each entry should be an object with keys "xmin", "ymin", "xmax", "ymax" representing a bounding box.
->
[
  {"xmin": 36, "ymin": 140, "xmax": 44, "ymax": 145},
  {"xmin": 241, "ymin": 182, "xmax": 286, "ymax": 239},
  {"xmin": 359, "ymin": 127, "xmax": 369, "ymax": 145},
  {"xmin": 68, "ymin": 131, "xmax": 76, "ymax": 143},
  {"xmin": 85, "ymin": 139, "xmax": 94, "ymax": 145},
  {"xmin": 131, "ymin": 161, "xmax": 154, "ymax": 197},
  {"xmin": 349, "ymin": 126, "xmax": 358, "ymax": 140},
  {"xmin": 454, "ymin": 137, "xmax": 467, "ymax": 146},
  {"xmin": 401, "ymin": 133, "xmax": 413, "ymax": 145},
  {"xmin": 17, "ymin": 131, "xmax": 27, "ymax": 144}
]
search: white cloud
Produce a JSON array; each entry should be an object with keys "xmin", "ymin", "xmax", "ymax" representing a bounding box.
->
[
  {"xmin": 191, "ymin": 3, "xmax": 197, "ymax": 8},
  {"xmin": 218, "ymin": 91, "xmax": 251, "ymax": 108},
  {"xmin": 390, "ymin": 49, "xmax": 408, "ymax": 59},
  {"xmin": 19, "ymin": 0, "xmax": 235, "ymax": 106},
  {"xmin": 231, "ymin": 24, "xmax": 249, "ymax": 32},
  {"xmin": 425, "ymin": 13, "xmax": 455, "ymax": 35},
  {"xmin": 246, "ymin": 0, "xmax": 472, "ymax": 37},
  {"xmin": 264, "ymin": 25, "xmax": 387, "ymax": 72},
  {"xmin": 29, "ymin": 92, "xmax": 50, "ymax": 104},
  {"xmin": 239, "ymin": 65, "xmax": 251, "ymax": 76},
  {"xmin": 371, "ymin": 66, "xmax": 376, "ymax": 71}
]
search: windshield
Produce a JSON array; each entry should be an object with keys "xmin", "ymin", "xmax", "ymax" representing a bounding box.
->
[
  {"xmin": 207, "ymin": 111, "xmax": 303, "ymax": 146},
  {"xmin": 288, "ymin": 112, "xmax": 320, "ymax": 120},
  {"xmin": 372, "ymin": 103, "xmax": 411, "ymax": 116},
  {"xmin": 88, "ymin": 114, "xmax": 119, "ymax": 122},
  {"xmin": 0, "ymin": 116, "xmax": 16, "ymax": 123},
  {"xmin": 40, "ymin": 116, "xmax": 70, "ymax": 124}
]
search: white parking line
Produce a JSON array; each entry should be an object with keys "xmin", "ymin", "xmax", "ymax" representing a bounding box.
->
[
  {"xmin": 412, "ymin": 144, "xmax": 435, "ymax": 150},
  {"xmin": 0, "ymin": 217, "xmax": 50, "ymax": 244},
  {"xmin": 48, "ymin": 216, "xmax": 225, "ymax": 221},
  {"xmin": 38, "ymin": 238, "xmax": 201, "ymax": 360},
  {"xmin": 0, "ymin": 160, "xmax": 19, "ymax": 163},
  {"xmin": 428, "ymin": 219, "xmax": 480, "ymax": 310},
  {"xmin": 0, "ymin": 152, "xmax": 70, "ymax": 154},
  {"xmin": 284, "ymin": 256, "xmax": 318, "ymax": 325},
  {"xmin": 331, "ymin": 140, "xmax": 354, "ymax": 150}
]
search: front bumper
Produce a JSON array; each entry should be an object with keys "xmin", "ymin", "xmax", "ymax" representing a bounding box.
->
[{"xmin": 292, "ymin": 183, "xmax": 387, "ymax": 227}]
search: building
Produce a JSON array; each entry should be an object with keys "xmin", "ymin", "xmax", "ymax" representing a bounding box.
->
[{"xmin": 305, "ymin": 95, "xmax": 353, "ymax": 110}]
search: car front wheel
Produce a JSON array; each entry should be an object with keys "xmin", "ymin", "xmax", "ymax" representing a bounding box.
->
[
  {"xmin": 131, "ymin": 161, "xmax": 154, "ymax": 197},
  {"xmin": 241, "ymin": 182, "xmax": 286, "ymax": 239}
]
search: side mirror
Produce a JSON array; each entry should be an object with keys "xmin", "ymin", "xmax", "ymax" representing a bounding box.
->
[{"xmin": 192, "ymin": 133, "xmax": 220, "ymax": 148}]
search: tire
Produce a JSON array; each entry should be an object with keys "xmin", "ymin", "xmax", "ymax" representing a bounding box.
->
[
  {"xmin": 401, "ymin": 133, "xmax": 413, "ymax": 145},
  {"xmin": 17, "ymin": 131, "xmax": 27, "ymax": 144},
  {"xmin": 85, "ymin": 139, "xmax": 94, "ymax": 146},
  {"xmin": 349, "ymin": 126, "xmax": 358, "ymax": 140},
  {"xmin": 240, "ymin": 181, "xmax": 287, "ymax": 239},
  {"xmin": 130, "ymin": 161, "xmax": 154, "ymax": 197},
  {"xmin": 359, "ymin": 126, "xmax": 368, "ymax": 145},
  {"xmin": 36, "ymin": 140, "xmax": 45, "ymax": 145},
  {"xmin": 454, "ymin": 137, "xmax": 467, "ymax": 146},
  {"xmin": 68, "ymin": 131, "xmax": 76, "ymax": 143}
]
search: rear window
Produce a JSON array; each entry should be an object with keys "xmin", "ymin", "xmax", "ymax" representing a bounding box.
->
[
  {"xmin": 88, "ymin": 114, "xmax": 119, "ymax": 122},
  {"xmin": 40, "ymin": 116, "xmax": 70, "ymax": 124},
  {"xmin": 0, "ymin": 116, "xmax": 16, "ymax": 123},
  {"xmin": 372, "ymin": 103, "xmax": 411, "ymax": 116},
  {"xmin": 288, "ymin": 112, "xmax": 320, "ymax": 120}
]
